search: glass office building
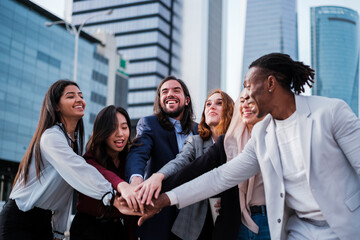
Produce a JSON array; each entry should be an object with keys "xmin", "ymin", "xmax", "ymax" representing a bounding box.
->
[
  {"xmin": 242, "ymin": 0, "xmax": 298, "ymax": 80},
  {"xmin": 72, "ymin": 0, "xmax": 183, "ymax": 121},
  {"xmin": 311, "ymin": 6, "xmax": 359, "ymax": 116},
  {"xmin": 0, "ymin": 0, "xmax": 115, "ymax": 200}
]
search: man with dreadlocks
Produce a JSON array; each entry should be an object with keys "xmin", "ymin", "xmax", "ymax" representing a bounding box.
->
[{"xmin": 132, "ymin": 53, "xmax": 360, "ymax": 240}]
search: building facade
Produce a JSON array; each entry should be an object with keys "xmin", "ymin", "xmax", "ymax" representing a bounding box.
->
[
  {"xmin": 242, "ymin": 0, "xmax": 298, "ymax": 80},
  {"xmin": 0, "ymin": 0, "xmax": 119, "ymax": 200},
  {"xmin": 180, "ymin": 0, "xmax": 225, "ymax": 120},
  {"xmin": 311, "ymin": 6, "xmax": 359, "ymax": 116},
  {"xmin": 71, "ymin": 0, "xmax": 183, "ymax": 121}
]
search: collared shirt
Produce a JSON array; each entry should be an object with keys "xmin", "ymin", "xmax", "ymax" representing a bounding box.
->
[
  {"xmin": 130, "ymin": 117, "xmax": 193, "ymax": 182},
  {"xmin": 169, "ymin": 117, "xmax": 193, "ymax": 151},
  {"xmin": 10, "ymin": 125, "xmax": 113, "ymax": 239}
]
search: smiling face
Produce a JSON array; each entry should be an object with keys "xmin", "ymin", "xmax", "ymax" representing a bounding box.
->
[
  {"xmin": 57, "ymin": 85, "xmax": 86, "ymax": 123},
  {"xmin": 106, "ymin": 112, "xmax": 130, "ymax": 155},
  {"xmin": 239, "ymin": 89, "xmax": 261, "ymax": 127},
  {"xmin": 159, "ymin": 79, "xmax": 189, "ymax": 120},
  {"xmin": 204, "ymin": 93, "xmax": 223, "ymax": 128},
  {"xmin": 243, "ymin": 67, "xmax": 272, "ymax": 118}
]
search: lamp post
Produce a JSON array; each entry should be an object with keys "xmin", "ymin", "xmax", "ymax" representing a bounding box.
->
[{"xmin": 45, "ymin": 9, "xmax": 113, "ymax": 82}]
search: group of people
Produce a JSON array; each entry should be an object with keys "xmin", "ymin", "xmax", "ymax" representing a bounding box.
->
[{"xmin": 0, "ymin": 53, "xmax": 359, "ymax": 240}]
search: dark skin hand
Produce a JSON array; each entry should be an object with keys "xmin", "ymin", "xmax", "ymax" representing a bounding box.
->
[{"xmin": 116, "ymin": 193, "xmax": 171, "ymax": 226}]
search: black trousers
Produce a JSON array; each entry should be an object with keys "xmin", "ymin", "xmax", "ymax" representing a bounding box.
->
[
  {"xmin": 70, "ymin": 211, "xmax": 128, "ymax": 240},
  {"xmin": 0, "ymin": 199, "xmax": 53, "ymax": 240}
]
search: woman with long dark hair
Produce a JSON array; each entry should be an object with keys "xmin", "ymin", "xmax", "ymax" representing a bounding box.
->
[
  {"xmin": 0, "ymin": 80, "xmax": 135, "ymax": 240},
  {"xmin": 70, "ymin": 105, "xmax": 139, "ymax": 240}
]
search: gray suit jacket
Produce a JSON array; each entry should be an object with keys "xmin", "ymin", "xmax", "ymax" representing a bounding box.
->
[
  {"xmin": 170, "ymin": 95, "xmax": 360, "ymax": 240},
  {"xmin": 158, "ymin": 135, "xmax": 213, "ymax": 240}
]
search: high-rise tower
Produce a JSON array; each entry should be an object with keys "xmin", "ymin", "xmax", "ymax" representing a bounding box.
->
[
  {"xmin": 242, "ymin": 0, "xmax": 298, "ymax": 80},
  {"xmin": 311, "ymin": 6, "xmax": 359, "ymax": 116},
  {"xmin": 72, "ymin": 1, "xmax": 182, "ymax": 122}
]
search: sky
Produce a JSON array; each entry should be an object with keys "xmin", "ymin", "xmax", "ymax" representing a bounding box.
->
[{"xmin": 31, "ymin": 0, "xmax": 360, "ymax": 99}]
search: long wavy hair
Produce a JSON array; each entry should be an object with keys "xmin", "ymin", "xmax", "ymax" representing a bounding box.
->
[
  {"xmin": 198, "ymin": 89, "xmax": 234, "ymax": 140},
  {"xmin": 86, "ymin": 105, "xmax": 132, "ymax": 168},
  {"xmin": 153, "ymin": 76, "xmax": 195, "ymax": 134},
  {"xmin": 13, "ymin": 80, "xmax": 85, "ymax": 186}
]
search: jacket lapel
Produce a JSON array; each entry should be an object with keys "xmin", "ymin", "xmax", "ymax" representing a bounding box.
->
[
  {"xmin": 295, "ymin": 95, "xmax": 313, "ymax": 182},
  {"xmin": 168, "ymin": 130, "xmax": 179, "ymax": 155},
  {"xmin": 265, "ymin": 116, "xmax": 283, "ymax": 179}
]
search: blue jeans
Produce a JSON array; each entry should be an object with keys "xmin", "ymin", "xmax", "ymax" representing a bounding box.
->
[{"xmin": 236, "ymin": 212, "xmax": 270, "ymax": 240}]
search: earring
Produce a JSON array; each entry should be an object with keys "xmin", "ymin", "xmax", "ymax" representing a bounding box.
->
[{"xmin": 269, "ymin": 90, "xmax": 272, "ymax": 93}]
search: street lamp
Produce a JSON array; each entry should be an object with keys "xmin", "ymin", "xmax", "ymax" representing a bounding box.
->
[{"xmin": 45, "ymin": 9, "xmax": 113, "ymax": 82}]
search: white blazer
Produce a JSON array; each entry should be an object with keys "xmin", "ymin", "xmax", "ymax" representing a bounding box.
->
[{"xmin": 170, "ymin": 95, "xmax": 360, "ymax": 240}]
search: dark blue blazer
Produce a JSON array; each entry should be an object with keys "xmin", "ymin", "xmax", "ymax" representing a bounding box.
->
[{"xmin": 126, "ymin": 115, "xmax": 198, "ymax": 240}]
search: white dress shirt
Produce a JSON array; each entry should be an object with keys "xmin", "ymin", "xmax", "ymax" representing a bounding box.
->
[{"xmin": 10, "ymin": 125, "xmax": 113, "ymax": 239}]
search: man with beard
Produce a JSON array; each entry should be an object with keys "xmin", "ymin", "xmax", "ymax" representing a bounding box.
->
[
  {"xmin": 125, "ymin": 76, "xmax": 198, "ymax": 240},
  {"xmin": 132, "ymin": 53, "xmax": 360, "ymax": 240}
]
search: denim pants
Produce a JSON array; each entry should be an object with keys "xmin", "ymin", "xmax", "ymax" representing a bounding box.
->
[{"xmin": 236, "ymin": 211, "xmax": 270, "ymax": 240}]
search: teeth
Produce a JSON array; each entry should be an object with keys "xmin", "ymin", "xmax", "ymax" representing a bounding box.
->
[
  {"xmin": 167, "ymin": 100, "xmax": 176, "ymax": 104},
  {"xmin": 74, "ymin": 106, "xmax": 82, "ymax": 109}
]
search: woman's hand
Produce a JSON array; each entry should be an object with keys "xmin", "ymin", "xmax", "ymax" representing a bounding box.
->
[
  {"xmin": 117, "ymin": 182, "xmax": 144, "ymax": 213},
  {"xmin": 134, "ymin": 173, "xmax": 165, "ymax": 205},
  {"xmin": 114, "ymin": 196, "xmax": 143, "ymax": 216}
]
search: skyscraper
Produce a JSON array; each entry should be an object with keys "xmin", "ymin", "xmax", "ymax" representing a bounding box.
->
[
  {"xmin": 242, "ymin": 0, "xmax": 298, "ymax": 80},
  {"xmin": 180, "ymin": 0, "xmax": 224, "ymax": 119},
  {"xmin": 0, "ymin": 0, "xmax": 119, "ymax": 200},
  {"xmin": 71, "ymin": 0, "xmax": 183, "ymax": 122},
  {"xmin": 311, "ymin": 6, "xmax": 359, "ymax": 116}
]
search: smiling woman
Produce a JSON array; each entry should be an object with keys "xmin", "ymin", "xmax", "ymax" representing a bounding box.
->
[
  {"xmin": 70, "ymin": 105, "xmax": 140, "ymax": 240},
  {"xmin": 0, "ymin": 80, "xmax": 124, "ymax": 240}
]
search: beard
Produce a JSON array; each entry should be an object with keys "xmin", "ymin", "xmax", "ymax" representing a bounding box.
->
[{"xmin": 163, "ymin": 104, "xmax": 186, "ymax": 118}]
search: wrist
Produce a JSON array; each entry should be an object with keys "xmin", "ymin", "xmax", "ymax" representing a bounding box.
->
[
  {"xmin": 154, "ymin": 173, "xmax": 165, "ymax": 181},
  {"xmin": 131, "ymin": 176, "xmax": 143, "ymax": 185},
  {"xmin": 154, "ymin": 193, "xmax": 171, "ymax": 209},
  {"xmin": 117, "ymin": 182, "xmax": 129, "ymax": 194}
]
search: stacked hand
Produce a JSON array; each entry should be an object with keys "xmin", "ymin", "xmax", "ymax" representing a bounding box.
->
[
  {"xmin": 134, "ymin": 173, "xmax": 165, "ymax": 205},
  {"xmin": 113, "ymin": 193, "xmax": 171, "ymax": 226}
]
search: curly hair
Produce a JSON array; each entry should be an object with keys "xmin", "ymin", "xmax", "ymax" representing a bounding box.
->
[{"xmin": 198, "ymin": 89, "xmax": 234, "ymax": 140}]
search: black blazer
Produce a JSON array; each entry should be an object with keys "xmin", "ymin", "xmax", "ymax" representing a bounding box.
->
[{"xmin": 163, "ymin": 135, "xmax": 242, "ymax": 240}]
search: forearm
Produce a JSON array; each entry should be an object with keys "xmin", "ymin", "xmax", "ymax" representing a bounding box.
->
[{"xmin": 171, "ymin": 153, "xmax": 259, "ymax": 209}]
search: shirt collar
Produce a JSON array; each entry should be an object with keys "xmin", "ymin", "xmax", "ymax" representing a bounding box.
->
[{"xmin": 169, "ymin": 117, "xmax": 182, "ymax": 133}]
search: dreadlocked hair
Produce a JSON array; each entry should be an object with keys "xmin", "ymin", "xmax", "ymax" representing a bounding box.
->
[{"xmin": 249, "ymin": 53, "xmax": 315, "ymax": 94}]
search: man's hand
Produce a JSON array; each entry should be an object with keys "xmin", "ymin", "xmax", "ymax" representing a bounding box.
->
[
  {"xmin": 135, "ymin": 173, "xmax": 165, "ymax": 205},
  {"xmin": 137, "ymin": 193, "xmax": 171, "ymax": 226},
  {"xmin": 130, "ymin": 176, "xmax": 144, "ymax": 186},
  {"xmin": 113, "ymin": 197, "xmax": 143, "ymax": 216}
]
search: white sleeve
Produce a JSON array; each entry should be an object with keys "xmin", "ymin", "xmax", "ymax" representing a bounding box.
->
[
  {"xmin": 171, "ymin": 138, "xmax": 260, "ymax": 209},
  {"xmin": 40, "ymin": 128, "xmax": 113, "ymax": 202}
]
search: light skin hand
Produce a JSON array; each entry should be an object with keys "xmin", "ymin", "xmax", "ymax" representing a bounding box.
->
[
  {"xmin": 113, "ymin": 196, "xmax": 143, "ymax": 217},
  {"xmin": 118, "ymin": 182, "xmax": 144, "ymax": 213},
  {"xmin": 135, "ymin": 173, "xmax": 165, "ymax": 205},
  {"xmin": 137, "ymin": 193, "xmax": 171, "ymax": 226},
  {"xmin": 130, "ymin": 176, "xmax": 144, "ymax": 186}
]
